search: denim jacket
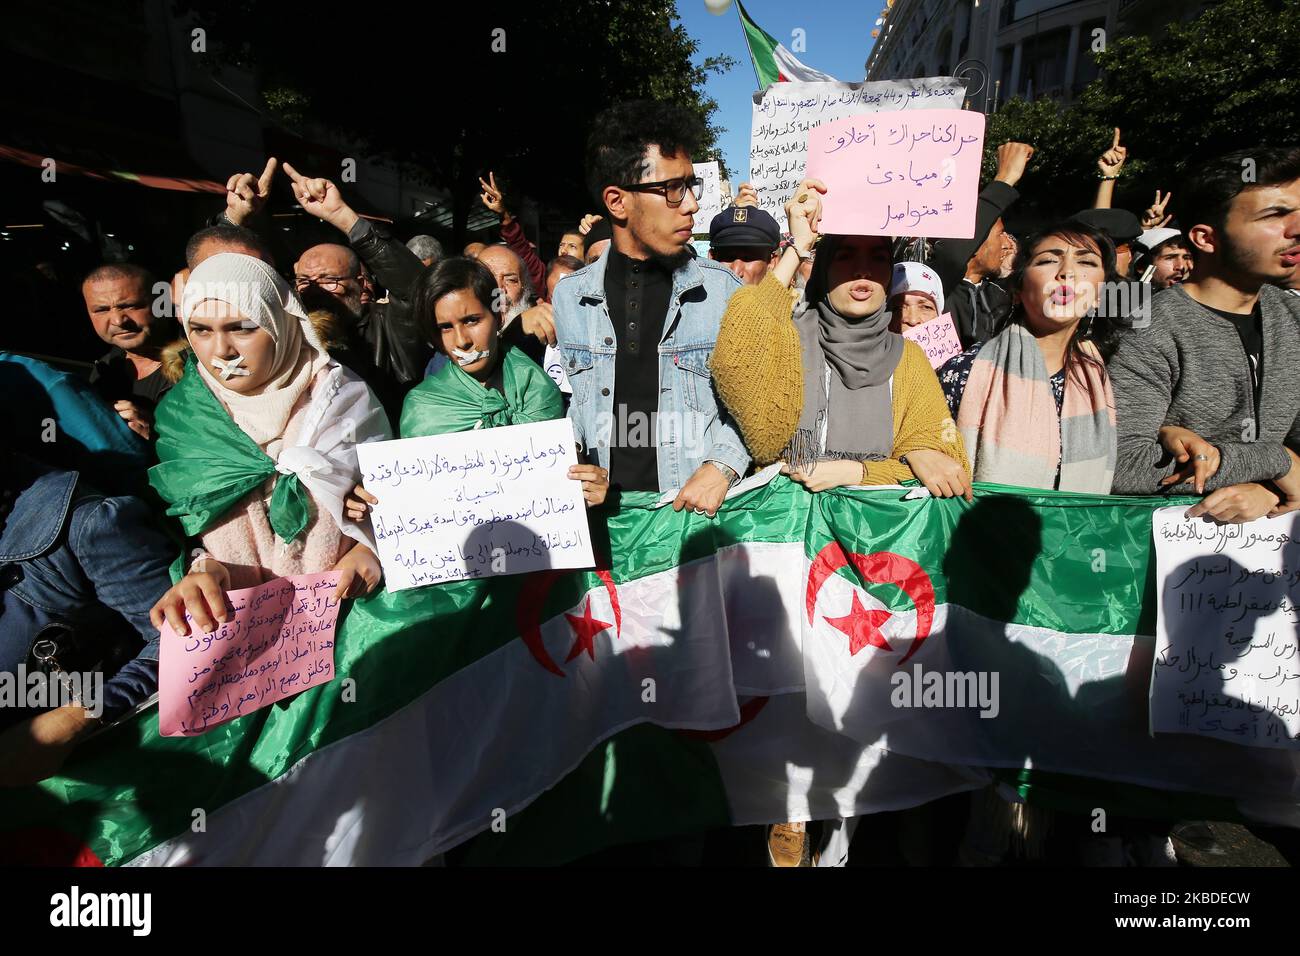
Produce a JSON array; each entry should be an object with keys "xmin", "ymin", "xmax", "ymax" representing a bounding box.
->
[
  {"xmin": 550, "ymin": 250, "xmax": 751, "ymax": 491},
  {"xmin": 0, "ymin": 458, "xmax": 174, "ymax": 726}
]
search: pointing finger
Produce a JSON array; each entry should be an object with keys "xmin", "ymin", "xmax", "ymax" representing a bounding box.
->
[
  {"xmin": 258, "ymin": 157, "xmax": 279, "ymax": 195},
  {"xmin": 281, "ymin": 161, "xmax": 305, "ymax": 184}
]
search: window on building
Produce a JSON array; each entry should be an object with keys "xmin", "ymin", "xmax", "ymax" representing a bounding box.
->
[
  {"xmin": 1022, "ymin": 27, "xmax": 1070, "ymax": 99},
  {"xmin": 1074, "ymin": 18, "xmax": 1105, "ymax": 92}
]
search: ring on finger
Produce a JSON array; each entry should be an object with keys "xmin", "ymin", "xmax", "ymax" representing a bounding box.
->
[{"xmin": 1194, "ymin": 454, "xmax": 1209, "ymax": 462}]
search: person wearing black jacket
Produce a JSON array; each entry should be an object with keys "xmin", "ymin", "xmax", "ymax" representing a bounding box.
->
[
  {"xmin": 928, "ymin": 142, "xmax": 1034, "ymax": 347},
  {"xmin": 214, "ymin": 157, "xmax": 431, "ymax": 390}
]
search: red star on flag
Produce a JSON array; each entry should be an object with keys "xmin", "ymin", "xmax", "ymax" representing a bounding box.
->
[
  {"xmin": 564, "ymin": 596, "xmax": 613, "ymax": 662},
  {"xmin": 824, "ymin": 593, "xmax": 893, "ymax": 656}
]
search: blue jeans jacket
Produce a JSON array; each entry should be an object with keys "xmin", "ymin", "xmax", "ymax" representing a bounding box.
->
[
  {"xmin": 550, "ymin": 250, "xmax": 751, "ymax": 492},
  {"xmin": 0, "ymin": 458, "xmax": 174, "ymax": 727}
]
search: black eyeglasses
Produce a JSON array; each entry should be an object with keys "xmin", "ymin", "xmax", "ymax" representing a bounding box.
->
[{"xmin": 618, "ymin": 175, "xmax": 704, "ymax": 207}]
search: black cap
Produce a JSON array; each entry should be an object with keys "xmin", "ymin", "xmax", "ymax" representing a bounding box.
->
[
  {"xmin": 1070, "ymin": 208, "xmax": 1143, "ymax": 246},
  {"xmin": 709, "ymin": 205, "xmax": 781, "ymax": 250}
]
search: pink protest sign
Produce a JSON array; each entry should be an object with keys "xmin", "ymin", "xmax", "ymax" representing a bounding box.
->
[
  {"xmin": 159, "ymin": 572, "xmax": 342, "ymax": 737},
  {"xmin": 903, "ymin": 313, "xmax": 963, "ymax": 369},
  {"xmin": 804, "ymin": 109, "xmax": 986, "ymax": 238}
]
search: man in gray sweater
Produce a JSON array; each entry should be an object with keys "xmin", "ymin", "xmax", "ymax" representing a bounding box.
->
[{"xmin": 1110, "ymin": 146, "xmax": 1300, "ymax": 523}]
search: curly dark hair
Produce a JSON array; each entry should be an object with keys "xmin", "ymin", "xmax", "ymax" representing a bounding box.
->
[
  {"xmin": 1006, "ymin": 221, "xmax": 1125, "ymax": 373},
  {"xmin": 585, "ymin": 100, "xmax": 706, "ymax": 210},
  {"xmin": 410, "ymin": 256, "xmax": 499, "ymax": 352}
]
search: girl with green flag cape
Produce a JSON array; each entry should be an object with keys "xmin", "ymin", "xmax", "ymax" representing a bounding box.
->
[
  {"xmin": 344, "ymin": 256, "xmax": 608, "ymax": 523},
  {"xmin": 148, "ymin": 253, "xmax": 392, "ymax": 638}
]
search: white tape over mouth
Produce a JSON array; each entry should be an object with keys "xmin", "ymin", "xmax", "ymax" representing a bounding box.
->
[
  {"xmin": 451, "ymin": 347, "xmax": 492, "ymax": 367},
  {"xmin": 211, "ymin": 355, "xmax": 251, "ymax": 379}
]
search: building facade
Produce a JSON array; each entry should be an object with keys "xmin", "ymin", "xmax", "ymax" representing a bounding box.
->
[{"xmin": 866, "ymin": 0, "xmax": 1209, "ymax": 111}]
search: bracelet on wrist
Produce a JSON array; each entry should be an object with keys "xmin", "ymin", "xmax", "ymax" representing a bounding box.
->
[{"xmin": 1097, "ymin": 173, "xmax": 1120, "ymax": 181}]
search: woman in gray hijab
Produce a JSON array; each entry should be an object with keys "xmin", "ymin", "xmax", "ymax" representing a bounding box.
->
[{"xmin": 713, "ymin": 179, "xmax": 971, "ymax": 499}]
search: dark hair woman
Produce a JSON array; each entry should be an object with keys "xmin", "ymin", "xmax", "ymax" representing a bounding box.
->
[
  {"xmin": 345, "ymin": 256, "xmax": 607, "ymax": 518},
  {"xmin": 938, "ymin": 221, "xmax": 1123, "ymax": 492}
]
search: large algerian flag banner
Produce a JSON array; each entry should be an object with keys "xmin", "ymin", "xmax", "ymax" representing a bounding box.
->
[
  {"xmin": 737, "ymin": 0, "xmax": 837, "ymax": 89},
  {"xmin": 4, "ymin": 477, "xmax": 1299, "ymax": 866}
]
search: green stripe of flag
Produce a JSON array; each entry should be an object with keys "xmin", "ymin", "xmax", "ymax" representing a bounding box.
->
[
  {"xmin": 0, "ymin": 478, "xmax": 1198, "ymax": 864},
  {"xmin": 736, "ymin": 0, "xmax": 783, "ymax": 89}
]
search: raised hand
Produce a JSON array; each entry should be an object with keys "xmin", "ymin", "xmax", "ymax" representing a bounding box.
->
[
  {"xmin": 994, "ymin": 142, "xmax": 1035, "ymax": 187},
  {"xmin": 282, "ymin": 161, "xmax": 358, "ymax": 234},
  {"xmin": 784, "ymin": 178, "xmax": 826, "ymax": 249},
  {"xmin": 733, "ymin": 182, "xmax": 760, "ymax": 208},
  {"xmin": 1097, "ymin": 128, "xmax": 1127, "ymax": 177},
  {"xmin": 1142, "ymin": 189, "xmax": 1174, "ymax": 229},
  {"xmin": 578, "ymin": 213, "xmax": 603, "ymax": 236},
  {"xmin": 479, "ymin": 171, "xmax": 510, "ymax": 219},
  {"xmin": 224, "ymin": 157, "xmax": 278, "ymax": 226}
]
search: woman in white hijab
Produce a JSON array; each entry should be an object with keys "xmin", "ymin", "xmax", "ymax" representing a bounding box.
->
[{"xmin": 148, "ymin": 253, "xmax": 392, "ymax": 637}]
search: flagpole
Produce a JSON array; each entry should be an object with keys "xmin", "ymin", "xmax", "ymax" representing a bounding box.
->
[{"xmin": 735, "ymin": 0, "xmax": 764, "ymax": 90}]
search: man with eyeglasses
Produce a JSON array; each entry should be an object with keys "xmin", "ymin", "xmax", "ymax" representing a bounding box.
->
[
  {"xmin": 551, "ymin": 100, "xmax": 749, "ymax": 516},
  {"xmin": 278, "ymin": 161, "xmax": 430, "ymax": 389}
]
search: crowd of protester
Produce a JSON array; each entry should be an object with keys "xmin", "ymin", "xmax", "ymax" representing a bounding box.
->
[{"xmin": 1, "ymin": 96, "xmax": 1298, "ymax": 867}]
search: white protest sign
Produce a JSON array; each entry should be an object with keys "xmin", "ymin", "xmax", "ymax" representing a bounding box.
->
[
  {"xmin": 749, "ymin": 77, "xmax": 967, "ymax": 222},
  {"xmin": 692, "ymin": 161, "xmax": 722, "ymax": 235},
  {"xmin": 357, "ymin": 418, "xmax": 595, "ymax": 591},
  {"xmin": 1151, "ymin": 508, "xmax": 1300, "ymax": 748}
]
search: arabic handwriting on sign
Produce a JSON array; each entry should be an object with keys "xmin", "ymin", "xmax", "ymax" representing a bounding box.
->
[
  {"xmin": 1152, "ymin": 509, "xmax": 1300, "ymax": 749},
  {"xmin": 160, "ymin": 572, "xmax": 342, "ymax": 737},
  {"xmin": 356, "ymin": 419, "xmax": 596, "ymax": 592}
]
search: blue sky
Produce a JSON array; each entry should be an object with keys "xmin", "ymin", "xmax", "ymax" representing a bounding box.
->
[{"xmin": 676, "ymin": 0, "xmax": 883, "ymax": 182}]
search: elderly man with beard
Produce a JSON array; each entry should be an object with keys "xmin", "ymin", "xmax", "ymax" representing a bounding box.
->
[{"xmin": 550, "ymin": 100, "xmax": 749, "ymax": 514}]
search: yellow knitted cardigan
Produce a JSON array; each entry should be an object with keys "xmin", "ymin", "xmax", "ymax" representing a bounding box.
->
[{"xmin": 710, "ymin": 271, "xmax": 970, "ymax": 484}]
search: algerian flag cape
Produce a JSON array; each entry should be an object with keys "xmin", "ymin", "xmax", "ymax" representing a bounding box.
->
[
  {"xmin": 737, "ymin": 0, "xmax": 837, "ymax": 89},
  {"xmin": 399, "ymin": 344, "xmax": 561, "ymax": 437},
  {"xmin": 4, "ymin": 478, "xmax": 1299, "ymax": 865},
  {"xmin": 149, "ymin": 353, "xmax": 391, "ymax": 577}
]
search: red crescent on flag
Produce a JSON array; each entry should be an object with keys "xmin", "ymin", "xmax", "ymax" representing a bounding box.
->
[
  {"xmin": 0, "ymin": 829, "xmax": 103, "ymax": 866},
  {"xmin": 516, "ymin": 570, "xmax": 567, "ymax": 677},
  {"xmin": 806, "ymin": 541, "xmax": 936, "ymax": 664},
  {"xmin": 677, "ymin": 696, "xmax": 771, "ymax": 742},
  {"xmin": 596, "ymin": 568, "xmax": 622, "ymax": 638},
  {"xmin": 515, "ymin": 569, "xmax": 623, "ymax": 677}
]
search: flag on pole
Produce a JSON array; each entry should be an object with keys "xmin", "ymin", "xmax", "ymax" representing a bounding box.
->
[{"xmin": 736, "ymin": 0, "xmax": 837, "ymax": 89}]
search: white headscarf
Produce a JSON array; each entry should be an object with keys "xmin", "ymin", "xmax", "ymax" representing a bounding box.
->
[
  {"xmin": 180, "ymin": 253, "xmax": 332, "ymax": 445},
  {"xmin": 180, "ymin": 252, "xmax": 392, "ymax": 551},
  {"xmin": 890, "ymin": 260, "xmax": 946, "ymax": 315}
]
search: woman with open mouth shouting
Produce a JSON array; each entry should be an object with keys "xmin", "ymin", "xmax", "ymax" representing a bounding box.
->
[
  {"xmin": 939, "ymin": 221, "xmax": 1122, "ymax": 492},
  {"xmin": 711, "ymin": 178, "xmax": 972, "ymax": 502}
]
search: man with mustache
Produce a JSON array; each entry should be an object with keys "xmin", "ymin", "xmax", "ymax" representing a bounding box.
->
[
  {"xmin": 1134, "ymin": 228, "xmax": 1195, "ymax": 289},
  {"xmin": 1109, "ymin": 146, "xmax": 1300, "ymax": 524},
  {"xmin": 82, "ymin": 263, "xmax": 174, "ymax": 440}
]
